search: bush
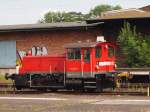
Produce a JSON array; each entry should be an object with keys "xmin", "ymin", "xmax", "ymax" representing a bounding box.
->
[{"xmin": 118, "ymin": 22, "xmax": 150, "ymax": 67}]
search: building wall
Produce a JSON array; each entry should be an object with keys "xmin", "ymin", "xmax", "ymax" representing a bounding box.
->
[
  {"xmin": 0, "ymin": 28, "xmax": 107, "ymax": 74},
  {"xmin": 0, "ymin": 28, "xmax": 104, "ymax": 56},
  {"xmin": 0, "ymin": 68, "xmax": 16, "ymax": 76}
]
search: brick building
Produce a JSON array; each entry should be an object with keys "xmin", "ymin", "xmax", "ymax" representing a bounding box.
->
[{"xmin": 0, "ymin": 22, "xmax": 105, "ymax": 74}]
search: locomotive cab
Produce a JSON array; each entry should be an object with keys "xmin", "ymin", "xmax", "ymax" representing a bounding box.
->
[{"xmin": 65, "ymin": 42, "xmax": 116, "ymax": 79}]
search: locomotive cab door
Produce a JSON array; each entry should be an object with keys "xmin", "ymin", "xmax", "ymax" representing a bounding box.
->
[
  {"xmin": 66, "ymin": 48, "xmax": 82, "ymax": 78},
  {"xmin": 82, "ymin": 48, "xmax": 93, "ymax": 78}
]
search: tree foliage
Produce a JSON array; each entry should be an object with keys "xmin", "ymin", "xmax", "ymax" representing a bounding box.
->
[
  {"xmin": 39, "ymin": 12, "xmax": 89, "ymax": 23},
  {"xmin": 118, "ymin": 23, "xmax": 150, "ymax": 67},
  {"xmin": 40, "ymin": 11, "xmax": 90, "ymax": 23},
  {"xmin": 89, "ymin": 4, "xmax": 121, "ymax": 18},
  {"xmin": 39, "ymin": 4, "xmax": 122, "ymax": 23}
]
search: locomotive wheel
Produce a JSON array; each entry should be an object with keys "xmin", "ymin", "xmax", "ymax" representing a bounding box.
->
[
  {"xmin": 96, "ymin": 87, "xmax": 103, "ymax": 92},
  {"xmin": 96, "ymin": 80, "xmax": 103, "ymax": 93},
  {"xmin": 16, "ymin": 86, "xmax": 22, "ymax": 90},
  {"xmin": 14, "ymin": 75, "xmax": 27, "ymax": 90}
]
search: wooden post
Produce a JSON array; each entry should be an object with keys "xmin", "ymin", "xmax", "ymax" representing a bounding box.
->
[
  {"xmin": 12, "ymin": 80, "xmax": 16, "ymax": 94},
  {"xmin": 148, "ymin": 72, "xmax": 150, "ymax": 96},
  {"xmin": 147, "ymin": 86, "xmax": 150, "ymax": 96}
]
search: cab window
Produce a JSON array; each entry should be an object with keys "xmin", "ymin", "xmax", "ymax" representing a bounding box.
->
[
  {"xmin": 67, "ymin": 49, "xmax": 74, "ymax": 59},
  {"xmin": 108, "ymin": 46, "xmax": 115, "ymax": 58},
  {"xmin": 84, "ymin": 49, "xmax": 90, "ymax": 62},
  {"xmin": 74, "ymin": 48, "xmax": 81, "ymax": 59},
  {"xmin": 67, "ymin": 48, "xmax": 81, "ymax": 59},
  {"xmin": 95, "ymin": 46, "xmax": 102, "ymax": 58}
]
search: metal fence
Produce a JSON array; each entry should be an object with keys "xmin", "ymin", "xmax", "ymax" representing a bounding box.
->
[{"xmin": 113, "ymin": 83, "xmax": 150, "ymax": 96}]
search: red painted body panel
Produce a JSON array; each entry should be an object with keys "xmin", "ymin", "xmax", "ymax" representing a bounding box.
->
[
  {"xmin": 19, "ymin": 42, "xmax": 116, "ymax": 77},
  {"xmin": 66, "ymin": 60, "xmax": 81, "ymax": 72},
  {"xmin": 66, "ymin": 42, "xmax": 116, "ymax": 76},
  {"xmin": 19, "ymin": 55, "xmax": 66, "ymax": 75},
  {"xmin": 94, "ymin": 42, "xmax": 116, "ymax": 72}
]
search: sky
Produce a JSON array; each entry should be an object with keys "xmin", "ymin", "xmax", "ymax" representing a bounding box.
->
[{"xmin": 0, "ymin": 0, "xmax": 149, "ymax": 25}]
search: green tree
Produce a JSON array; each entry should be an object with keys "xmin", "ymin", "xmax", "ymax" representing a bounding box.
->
[
  {"xmin": 89, "ymin": 4, "xmax": 122, "ymax": 18},
  {"xmin": 39, "ymin": 4, "xmax": 122, "ymax": 23},
  {"xmin": 40, "ymin": 11, "xmax": 90, "ymax": 23},
  {"xmin": 118, "ymin": 23, "xmax": 150, "ymax": 67},
  {"xmin": 113, "ymin": 5, "xmax": 122, "ymax": 10}
]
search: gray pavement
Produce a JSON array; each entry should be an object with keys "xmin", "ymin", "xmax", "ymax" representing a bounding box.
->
[{"xmin": 0, "ymin": 93, "xmax": 150, "ymax": 112}]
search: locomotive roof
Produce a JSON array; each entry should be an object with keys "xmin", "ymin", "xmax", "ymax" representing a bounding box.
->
[{"xmin": 64, "ymin": 42, "xmax": 102, "ymax": 48}]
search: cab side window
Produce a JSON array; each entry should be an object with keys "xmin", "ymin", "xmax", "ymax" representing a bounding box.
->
[
  {"xmin": 95, "ymin": 46, "xmax": 102, "ymax": 58},
  {"xmin": 84, "ymin": 49, "xmax": 90, "ymax": 62},
  {"xmin": 67, "ymin": 48, "xmax": 81, "ymax": 59},
  {"xmin": 68, "ymin": 49, "xmax": 74, "ymax": 59},
  {"xmin": 108, "ymin": 46, "xmax": 115, "ymax": 58},
  {"xmin": 74, "ymin": 48, "xmax": 81, "ymax": 59}
]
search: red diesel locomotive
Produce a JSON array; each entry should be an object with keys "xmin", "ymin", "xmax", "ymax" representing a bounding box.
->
[{"xmin": 6, "ymin": 41, "xmax": 117, "ymax": 92}]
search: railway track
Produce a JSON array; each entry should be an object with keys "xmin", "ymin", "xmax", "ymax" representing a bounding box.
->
[
  {"xmin": 0, "ymin": 83, "xmax": 13, "ymax": 87},
  {"xmin": 0, "ymin": 83, "xmax": 148, "ymax": 96},
  {"xmin": 0, "ymin": 90, "xmax": 147, "ymax": 96}
]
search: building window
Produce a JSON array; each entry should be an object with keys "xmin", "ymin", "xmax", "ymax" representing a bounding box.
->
[
  {"xmin": 95, "ymin": 46, "xmax": 102, "ymax": 58},
  {"xmin": 108, "ymin": 46, "xmax": 115, "ymax": 58},
  {"xmin": 67, "ymin": 48, "xmax": 81, "ymax": 59}
]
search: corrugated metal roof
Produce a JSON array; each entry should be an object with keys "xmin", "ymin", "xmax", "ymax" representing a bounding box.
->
[
  {"xmin": 0, "ymin": 22, "xmax": 103, "ymax": 32},
  {"xmin": 87, "ymin": 8, "xmax": 150, "ymax": 23},
  {"xmin": 99, "ymin": 9, "xmax": 150, "ymax": 20}
]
